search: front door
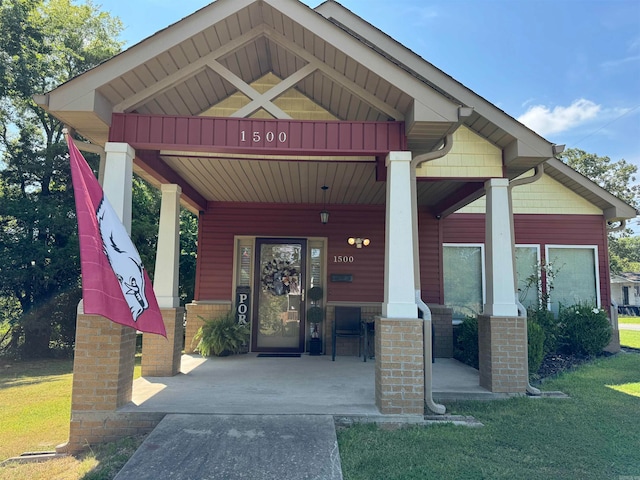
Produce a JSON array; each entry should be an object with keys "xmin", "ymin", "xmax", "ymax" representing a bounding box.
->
[{"xmin": 252, "ymin": 239, "xmax": 306, "ymax": 352}]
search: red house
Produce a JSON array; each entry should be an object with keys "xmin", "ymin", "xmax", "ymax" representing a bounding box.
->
[{"xmin": 36, "ymin": 0, "xmax": 637, "ymax": 451}]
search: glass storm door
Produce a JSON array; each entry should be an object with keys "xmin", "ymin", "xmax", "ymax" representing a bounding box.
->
[{"xmin": 252, "ymin": 239, "xmax": 306, "ymax": 352}]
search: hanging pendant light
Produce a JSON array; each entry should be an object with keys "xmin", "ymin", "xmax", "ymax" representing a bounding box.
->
[{"xmin": 320, "ymin": 185, "xmax": 329, "ymax": 224}]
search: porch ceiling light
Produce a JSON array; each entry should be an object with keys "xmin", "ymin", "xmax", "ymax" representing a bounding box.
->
[
  {"xmin": 348, "ymin": 237, "xmax": 370, "ymax": 248},
  {"xmin": 320, "ymin": 185, "xmax": 329, "ymax": 224}
]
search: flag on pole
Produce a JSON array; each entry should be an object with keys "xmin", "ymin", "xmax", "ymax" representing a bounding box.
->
[{"xmin": 65, "ymin": 131, "xmax": 166, "ymax": 337}]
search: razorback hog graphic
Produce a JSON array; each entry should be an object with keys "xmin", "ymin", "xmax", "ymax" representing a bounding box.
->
[{"xmin": 97, "ymin": 198, "xmax": 149, "ymax": 321}]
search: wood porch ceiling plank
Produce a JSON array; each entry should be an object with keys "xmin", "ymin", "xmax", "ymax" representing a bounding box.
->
[
  {"xmin": 114, "ymin": 26, "xmax": 268, "ymax": 114},
  {"xmin": 264, "ymin": 29, "xmax": 404, "ymax": 121},
  {"xmin": 136, "ymin": 150, "xmax": 207, "ymax": 212}
]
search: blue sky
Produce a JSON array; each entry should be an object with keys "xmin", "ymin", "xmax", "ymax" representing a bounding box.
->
[{"xmin": 98, "ymin": 0, "xmax": 640, "ymax": 173}]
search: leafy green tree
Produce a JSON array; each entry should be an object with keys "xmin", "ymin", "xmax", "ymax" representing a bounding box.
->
[
  {"xmin": 559, "ymin": 148, "xmax": 639, "ymax": 274},
  {"xmin": 129, "ymin": 176, "xmax": 198, "ymax": 304},
  {"xmin": 559, "ymin": 148, "xmax": 639, "ymax": 210},
  {"xmin": 0, "ymin": 0, "xmax": 123, "ymax": 357},
  {"xmin": 609, "ymin": 236, "xmax": 640, "ymax": 274},
  {"xmin": 179, "ymin": 209, "xmax": 198, "ymax": 304}
]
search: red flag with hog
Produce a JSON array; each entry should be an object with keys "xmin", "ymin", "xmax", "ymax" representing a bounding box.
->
[{"xmin": 66, "ymin": 132, "xmax": 166, "ymax": 337}]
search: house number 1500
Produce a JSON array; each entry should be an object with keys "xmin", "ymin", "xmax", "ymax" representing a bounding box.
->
[
  {"xmin": 334, "ymin": 255, "xmax": 354, "ymax": 263},
  {"xmin": 240, "ymin": 131, "xmax": 287, "ymax": 143}
]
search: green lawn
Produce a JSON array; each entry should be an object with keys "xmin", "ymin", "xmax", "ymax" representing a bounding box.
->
[
  {"xmin": 2, "ymin": 353, "xmax": 639, "ymax": 480},
  {"xmin": 621, "ymin": 330, "xmax": 640, "ymax": 349},
  {"xmin": 0, "ymin": 358, "xmax": 143, "ymax": 480},
  {"xmin": 338, "ymin": 353, "xmax": 640, "ymax": 480},
  {"xmin": 619, "ymin": 316, "xmax": 640, "ymax": 324}
]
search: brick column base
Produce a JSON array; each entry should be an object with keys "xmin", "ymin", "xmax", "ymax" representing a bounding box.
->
[
  {"xmin": 56, "ymin": 412, "xmax": 165, "ymax": 454},
  {"xmin": 184, "ymin": 302, "xmax": 231, "ymax": 353},
  {"xmin": 142, "ymin": 307, "xmax": 185, "ymax": 376},
  {"xmin": 375, "ymin": 317, "xmax": 425, "ymax": 415},
  {"xmin": 478, "ymin": 314, "xmax": 528, "ymax": 393},
  {"xmin": 56, "ymin": 310, "xmax": 136, "ymax": 453}
]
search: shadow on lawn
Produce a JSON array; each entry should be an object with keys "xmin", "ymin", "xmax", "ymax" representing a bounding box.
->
[{"xmin": 0, "ymin": 359, "xmax": 73, "ymax": 389}]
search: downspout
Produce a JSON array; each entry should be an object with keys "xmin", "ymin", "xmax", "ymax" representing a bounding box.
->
[
  {"xmin": 416, "ymin": 292, "xmax": 446, "ymax": 414},
  {"xmin": 607, "ymin": 220, "xmax": 626, "ymax": 232},
  {"xmin": 411, "ymin": 135, "xmax": 453, "ymax": 415},
  {"xmin": 410, "ymin": 106, "xmax": 473, "ymax": 414},
  {"xmin": 508, "ymin": 163, "xmax": 547, "ymax": 396}
]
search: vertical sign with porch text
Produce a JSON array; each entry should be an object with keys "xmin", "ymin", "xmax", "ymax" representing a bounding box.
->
[{"xmin": 235, "ymin": 286, "xmax": 251, "ymax": 326}]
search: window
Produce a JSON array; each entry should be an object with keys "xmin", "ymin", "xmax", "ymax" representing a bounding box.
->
[
  {"xmin": 235, "ymin": 238, "xmax": 253, "ymax": 287},
  {"xmin": 443, "ymin": 244, "xmax": 485, "ymax": 320},
  {"xmin": 546, "ymin": 246, "xmax": 600, "ymax": 315},
  {"xmin": 515, "ymin": 245, "xmax": 541, "ymax": 310}
]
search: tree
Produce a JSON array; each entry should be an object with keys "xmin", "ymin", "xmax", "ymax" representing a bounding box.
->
[
  {"xmin": 559, "ymin": 148, "xmax": 639, "ymax": 210},
  {"xmin": 558, "ymin": 148, "xmax": 640, "ymax": 275},
  {"xmin": 0, "ymin": 0, "xmax": 123, "ymax": 357}
]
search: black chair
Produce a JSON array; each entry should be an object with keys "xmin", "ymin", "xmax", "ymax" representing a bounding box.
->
[{"xmin": 332, "ymin": 306, "xmax": 364, "ymax": 361}]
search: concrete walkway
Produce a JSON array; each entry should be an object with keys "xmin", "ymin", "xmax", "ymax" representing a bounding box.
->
[
  {"xmin": 114, "ymin": 414, "xmax": 342, "ymax": 480},
  {"xmin": 113, "ymin": 355, "xmax": 500, "ymax": 479},
  {"xmin": 119, "ymin": 354, "xmax": 499, "ymax": 417},
  {"xmin": 619, "ymin": 323, "xmax": 640, "ymax": 331}
]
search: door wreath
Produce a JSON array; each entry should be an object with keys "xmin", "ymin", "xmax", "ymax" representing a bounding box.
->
[{"xmin": 261, "ymin": 259, "xmax": 298, "ymax": 296}]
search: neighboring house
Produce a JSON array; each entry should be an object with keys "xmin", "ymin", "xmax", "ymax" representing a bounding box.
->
[
  {"xmin": 36, "ymin": 0, "xmax": 638, "ymax": 451},
  {"xmin": 611, "ymin": 273, "xmax": 640, "ymax": 315}
]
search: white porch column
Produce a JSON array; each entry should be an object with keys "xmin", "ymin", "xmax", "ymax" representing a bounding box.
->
[
  {"xmin": 484, "ymin": 178, "xmax": 518, "ymax": 316},
  {"xmin": 154, "ymin": 184, "xmax": 182, "ymax": 308},
  {"xmin": 383, "ymin": 151, "xmax": 417, "ymax": 318},
  {"xmin": 103, "ymin": 142, "xmax": 135, "ymax": 233}
]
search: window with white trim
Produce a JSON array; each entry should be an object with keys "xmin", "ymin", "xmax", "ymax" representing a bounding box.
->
[
  {"xmin": 515, "ymin": 245, "xmax": 541, "ymax": 310},
  {"xmin": 443, "ymin": 244, "xmax": 485, "ymax": 320},
  {"xmin": 545, "ymin": 245, "xmax": 600, "ymax": 315}
]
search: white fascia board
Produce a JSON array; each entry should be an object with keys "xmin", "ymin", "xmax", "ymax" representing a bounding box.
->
[
  {"xmin": 315, "ymin": 0, "xmax": 552, "ymax": 158},
  {"xmin": 505, "ymin": 138, "xmax": 554, "ymax": 164},
  {"xmin": 265, "ymin": 0, "xmax": 460, "ymax": 121},
  {"xmin": 45, "ymin": 0, "xmax": 255, "ymax": 104},
  {"xmin": 48, "ymin": 90, "xmax": 112, "ymax": 128}
]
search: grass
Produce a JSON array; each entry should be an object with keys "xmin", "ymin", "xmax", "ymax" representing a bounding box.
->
[
  {"xmin": 2, "ymin": 350, "xmax": 638, "ymax": 479},
  {"xmin": 619, "ymin": 315, "xmax": 640, "ymax": 349},
  {"xmin": 621, "ymin": 330, "xmax": 640, "ymax": 349},
  {"xmin": 618, "ymin": 316, "xmax": 640, "ymax": 324},
  {"xmin": 338, "ymin": 353, "xmax": 640, "ymax": 480},
  {"xmin": 0, "ymin": 357, "xmax": 142, "ymax": 480},
  {"xmin": 0, "ymin": 359, "xmax": 73, "ymax": 460}
]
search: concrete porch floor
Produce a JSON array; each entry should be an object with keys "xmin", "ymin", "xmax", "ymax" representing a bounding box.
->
[{"xmin": 119, "ymin": 354, "xmax": 506, "ymax": 417}]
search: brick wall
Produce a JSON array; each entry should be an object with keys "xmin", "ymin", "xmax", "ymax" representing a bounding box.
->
[
  {"xmin": 58, "ymin": 412, "xmax": 165, "ymax": 453},
  {"xmin": 142, "ymin": 308, "xmax": 185, "ymax": 376},
  {"xmin": 325, "ymin": 304, "xmax": 381, "ymax": 357},
  {"xmin": 375, "ymin": 318, "xmax": 425, "ymax": 415},
  {"xmin": 184, "ymin": 302, "xmax": 232, "ymax": 353},
  {"xmin": 477, "ymin": 314, "xmax": 527, "ymax": 393},
  {"xmin": 57, "ymin": 311, "xmax": 138, "ymax": 453}
]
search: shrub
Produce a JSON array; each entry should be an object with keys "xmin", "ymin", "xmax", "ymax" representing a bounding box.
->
[
  {"xmin": 194, "ymin": 311, "xmax": 250, "ymax": 357},
  {"xmin": 454, "ymin": 316, "xmax": 478, "ymax": 369},
  {"xmin": 527, "ymin": 320, "xmax": 545, "ymax": 374},
  {"xmin": 558, "ymin": 304, "xmax": 612, "ymax": 356},
  {"xmin": 528, "ymin": 306, "xmax": 559, "ymax": 355}
]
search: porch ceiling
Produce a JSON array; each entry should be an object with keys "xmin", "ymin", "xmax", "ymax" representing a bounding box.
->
[
  {"xmin": 38, "ymin": 0, "xmax": 563, "ymax": 215},
  {"xmin": 135, "ymin": 151, "xmax": 469, "ymax": 209}
]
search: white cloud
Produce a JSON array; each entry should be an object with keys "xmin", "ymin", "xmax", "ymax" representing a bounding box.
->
[{"xmin": 517, "ymin": 99, "xmax": 601, "ymax": 136}]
